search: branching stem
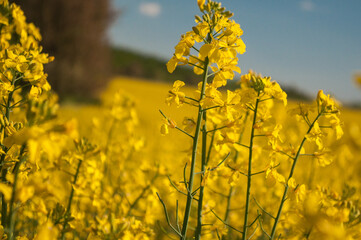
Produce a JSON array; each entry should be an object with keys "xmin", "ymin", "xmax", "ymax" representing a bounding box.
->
[
  {"xmin": 180, "ymin": 57, "xmax": 209, "ymax": 240},
  {"xmin": 269, "ymin": 112, "xmax": 322, "ymax": 239},
  {"xmin": 61, "ymin": 157, "xmax": 83, "ymax": 239},
  {"xmin": 195, "ymin": 112, "xmax": 207, "ymax": 240},
  {"xmin": 242, "ymin": 94, "xmax": 260, "ymax": 240}
]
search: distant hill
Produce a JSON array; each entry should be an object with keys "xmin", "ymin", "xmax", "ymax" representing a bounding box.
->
[
  {"xmin": 111, "ymin": 47, "xmax": 199, "ymax": 84},
  {"xmin": 111, "ymin": 47, "xmax": 311, "ymax": 101}
]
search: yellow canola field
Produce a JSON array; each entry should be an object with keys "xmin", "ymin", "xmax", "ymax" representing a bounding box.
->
[
  {"xmin": 59, "ymin": 77, "xmax": 197, "ymax": 173},
  {"xmin": 3, "ymin": 0, "xmax": 361, "ymax": 238},
  {"xmin": 57, "ymin": 76, "xmax": 361, "ymax": 239}
]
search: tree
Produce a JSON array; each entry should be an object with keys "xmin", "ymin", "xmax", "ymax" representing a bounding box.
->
[{"xmin": 14, "ymin": 0, "xmax": 114, "ymax": 99}]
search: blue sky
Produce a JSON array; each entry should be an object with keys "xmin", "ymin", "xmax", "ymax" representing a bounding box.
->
[{"xmin": 108, "ymin": 0, "xmax": 361, "ymax": 103}]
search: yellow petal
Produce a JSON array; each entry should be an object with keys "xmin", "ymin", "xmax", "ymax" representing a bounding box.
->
[{"xmin": 197, "ymin": 0, "xmax": 206, "ymax": 11}]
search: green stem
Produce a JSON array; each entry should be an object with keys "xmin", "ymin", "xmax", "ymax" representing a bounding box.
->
[
  {"xmin": 211, "ymin": 209, "xmax": 244, "ymax": 235},
  {"xmin": 269, "ymin": 112, "xmax": 322, "ymax": 239},
  {"xmin": 242, "ymin": 96, "xmax": 260, "ymax": 240},
  {"xmin": 0, "ymin": 169, "xmax": 7, "ymax": 227},
  {"xmin": 126, "ymin": 173, "xmax": 158, "ymax": 216},
  {"xmin": 157, "ymin": 193, "xmax": 183, "ymax": 237},
  {"xmin": 180, "ymin": 57, "xmax": 209, "ymax": 240},
  {"xmin": 5, "ymin": 90, "xmax": 14, "ymax": 121},
  {"xmin": 223, "ymin": 111, "xmax": 249, "ymax": 240},
  {"xmin": 104, "ymin": 119, "xmax": 116, "ymax": 156},
  {"xmin": 195, "ymin": 113, "xmax": 207, "ymax": 240},
  {"xmin": 222, "ymin": 186, "xmax": 234, "ymax": 240},
  {"xmin": 205, "ymin": 125, "xmax": 216, "ymax": 166},
  {"xmin": 103, "ymin": 118, "xmax": 118, "ymax": 188},
  {"xmin": 8, "ymin": 144, "xmax": 26, "ymax": 240},
  {"xmin": 224, "ymin": 135, "xmax": 242, "ymax": 226},
  {"xmin": 61, "ymin": 157, "xmax": 83, "ymax": 239},
  {"xmin": 0, "ymin": 88, "xmax": 15, "ymax": 228},
  {"xmin": 159, "ymin": 110, "xmax": 194, "ymax": 139}
]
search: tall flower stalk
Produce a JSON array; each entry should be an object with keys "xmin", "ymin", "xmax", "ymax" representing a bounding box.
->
[
  {"xmin": 269, "ymin": 90, "xmax": 341, "ymax": 239},
  {"xmin": 242, "ymin": 94, "xmax": 259, "ymax": 240},
  {"xmin": 159, "ymin": 1, "xmax": 246, "ymax": 239},
  {"xmin": 181, "ymin": 57, "xmax": 209, "ymax": 239}
]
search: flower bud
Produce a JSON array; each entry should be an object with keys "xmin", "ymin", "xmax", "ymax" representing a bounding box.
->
[
  {"xmin": 197, "ymin": 0, "xmax": 205, "ymax": 11},
  {"xmin": 195, "ymin": 15, "xmax": 202, "ymax": 23},
  {"xmin": 160, "ymin": 124, "xmax": 169, "ymax": 135},
  {"xmin": 223, "ymin": 29, "xmax": 233, "ymax": 36},
  {"xmin": 192, "ymin": 26, "xmax": 200, "ymax": 35}
]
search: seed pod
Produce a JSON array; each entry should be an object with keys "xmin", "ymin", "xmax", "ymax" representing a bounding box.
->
[
  {"xmin": 195, "ymin": 15, "xmax": 202, "ymax": 22},
  {"xmin": 225, "ymin": 11, "xmax": 233, "ymax": 18},
  {"xmin": 14, "ymin": 122, "xmax": 23, "ymax": 130},
  {"xmin": 205, "ymin": 4, "xmax": 211, "ymax": 12},
  {"xmin": 5, "ymin": 125, "xmax": 16, "ymax": 136},
  {"xmin": 3, "ymin": 116, "xmax": 9, "ymax": 126},
  {"xmin": 202, "ymin": 14, "xmax": 210, "ymax": 22},
  {"xmin": 192, "ymin": 26, "xmax": 200, "ymax": 35}
]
